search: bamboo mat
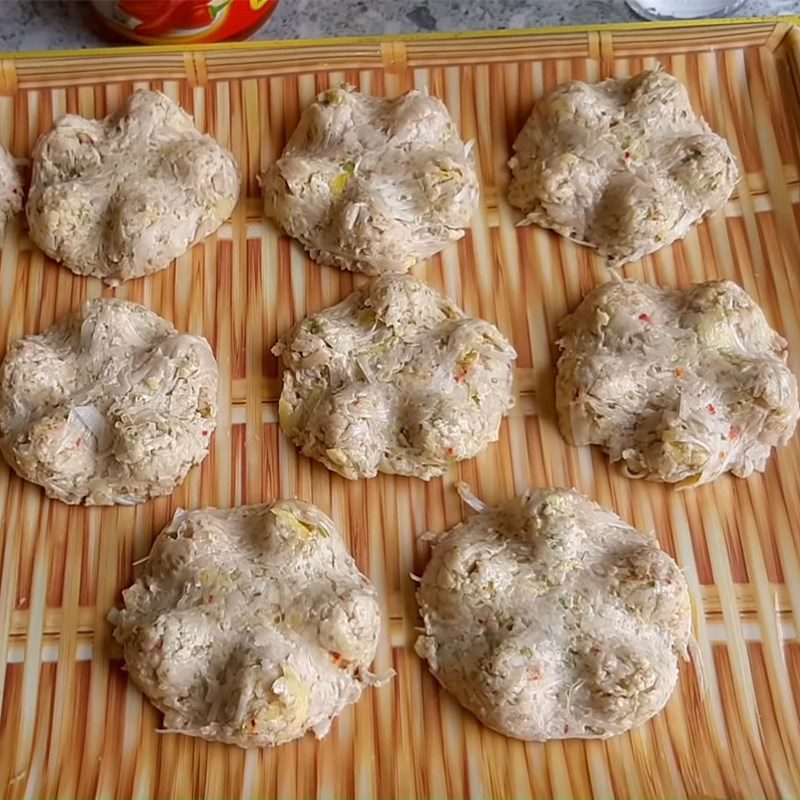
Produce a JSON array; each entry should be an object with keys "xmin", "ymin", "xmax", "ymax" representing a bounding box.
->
[{"xmin": 1, "ymin": 17, "xmax": 800, "ymax": 800}]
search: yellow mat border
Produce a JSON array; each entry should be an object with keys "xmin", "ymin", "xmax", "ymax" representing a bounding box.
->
[{"xmin": 1, "ymin": 13, "xmax": 798, "ymax": 61}]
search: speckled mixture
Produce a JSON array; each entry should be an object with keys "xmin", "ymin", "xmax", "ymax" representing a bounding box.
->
[
  {"xmin": 556, "ymin": 280, "xmax": 799, "ymax": 486},
  {"xmin": 508, "ymin": 68, "xmax": 738, "ymax": 267},
  {"xmin": 273, "ymin": 274, "xmax": 516, "ymax": 480},
  {"xmin": 0, "ymin": 146, "xmax": 22, "ymax": 242},
  {"xmin": 27, "ymin": 89, "xmax": 240, "ymax": 284},
  {"xmin": 0, "ymin": 299, "xmax": 217, "ymax": 505},
  {"xmin": 111, "ymin": 500, "xmax": 385, "ymax": 748},
  {"xmin": 261, "ymin": 85, "xmax": 478, "ymax": 275},
  {"xmin": 416, "ymin": 485, "xmax": 691, "ymax": 740}
]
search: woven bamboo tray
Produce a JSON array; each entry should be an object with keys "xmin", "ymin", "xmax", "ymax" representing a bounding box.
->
[{"xmin": 1, "ymin": 16, "xmax": 800, "ymax": 800}]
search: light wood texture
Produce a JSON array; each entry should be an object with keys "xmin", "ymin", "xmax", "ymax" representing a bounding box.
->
[{"xmin": 1, "ymin": 18, "xmax": 800, "ymax": 800}]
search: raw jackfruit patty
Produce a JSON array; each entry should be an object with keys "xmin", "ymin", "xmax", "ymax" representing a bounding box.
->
[
  {"xmin": 111, "ymin": 500, "xmax": 384, "ymax": 748},
  {"xmin": 556, "ymin": 280, "xmax": 799, "ymax": 486},
  {"xmin": 416, "ymin": 486, "xmax": 690, "ymax": 740},
  {"xmin": 262, "ymin": 85, "xmax": 478, "ymax": 275},
  {"xmin": 0, "ymin": 299, "xmax": 217, "ymax": 505}
]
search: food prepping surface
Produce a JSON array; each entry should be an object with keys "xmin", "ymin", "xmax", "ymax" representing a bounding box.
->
[
  {"xmin": 1, "ymin": 17, "xmax": 800, "ymax": 800},
  {"xmin": 3, "ymin": 1, "xmax": 800, "ymax": 51}
]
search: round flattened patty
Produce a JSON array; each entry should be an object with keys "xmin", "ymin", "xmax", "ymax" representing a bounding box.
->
[
  {"xmin": 111, "ymin": 500, "xmax": 384, "ymax": 748},
  {"xmin": 261, "ymin": 85, "xmax": 478, "ymax": 275},
  {"xmin": 272, "ymin": 274, "xmax": 516, "ymax": 480},
  {"xmin": 415, "ymin": 486, "xmax": 691, "ymax": 740},
  {"xmin": 508, "ymin": 68, "xmax": 738, "ymax": 267},
  {"xmin": 0, "ymin": 298, "xmax": 217, "ymax": 505},
  {"xmin": 556, "ymin": 280, "xmax": 799, "ymax": 486},
  {"xmin": 0, "ymin": 145, "xmax": 22, "ymax": 242},
  {"xmin": 27, "ymin": 89, "xmax": 240, "ymax": 284}
]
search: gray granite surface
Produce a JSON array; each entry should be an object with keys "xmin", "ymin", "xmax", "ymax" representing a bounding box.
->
[{"xmin": 1, "ymin": 0, "xmax": 799, "ymax": 52}]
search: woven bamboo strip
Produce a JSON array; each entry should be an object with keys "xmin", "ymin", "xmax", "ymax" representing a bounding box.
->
[{"xmin": 0, "ymin": 19, "xmax": 798, "ymax": 799}]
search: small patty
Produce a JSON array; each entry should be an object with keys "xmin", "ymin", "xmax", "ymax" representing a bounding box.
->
[
  {"xmin": 111, "ymin": 500, "xmax": 384, "ymax": 748},
  {"xmin": 272, "ymin": 274, "xmax": 516, "ymax": 480},
  {"xmin": 0, "ymin": 299, "xmax": 217, "ymax": 504},
  {"xmin": 261, "ymin": 85, "xmax": 478, "ymax": 275},
  {"xmin": 27, "ymin": 89, "xmax": 240, "ymax": 283},
  {"xmin": 416, "ymin": 486, "xmax": 691, "ymax": 740},
  {"xmin": 0, "ymin": 146, "xmax": 22, "ymax": 242},
  {"xmin": 508, "ymin": 68, "xmax": 738, "ymax": 266},
  {"xmin": 556, "ymin": 280, "xmax": 799, "ymax": 486}
]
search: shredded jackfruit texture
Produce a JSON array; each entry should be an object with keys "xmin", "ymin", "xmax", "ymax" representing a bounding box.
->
[
  {"xmin": 556, "ymin": 280, "xmax": 799, "ymax": 485},
  {"xmin": 110, "ymin": 500, "xmax": 385, "ymax": 748},
  {"xmin": 272, "ymin": 275, "xmax": 516, "ymax": 480},
  {"xmin": 27, "ymin": 89, "xmax": 240, "ymax": 284},
  {"xmin": 261, "ymin": 85, "xmax": 478, "ymax": 276},
  {"xmin": 508, "ymin": 68, "xmax": 739, "ymax": 267},
  {"xmin": 416, "ymin": 486, "xmax": 691, "ymax": 740},
  {"xmin": 0, "ymin": 299, "xmax": 218, "ymax": 505},
  {"xmin": 0, "ymin": 146, "xmax": 22, "ymax": 242}
]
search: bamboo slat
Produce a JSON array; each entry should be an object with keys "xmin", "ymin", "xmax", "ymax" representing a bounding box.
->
[{"xmin": 0, "ymin": 18, "xmax": 799, "ymax": 800}]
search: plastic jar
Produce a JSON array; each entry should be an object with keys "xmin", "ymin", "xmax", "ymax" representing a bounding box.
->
[{"xmin": 88, "ymin": 0, "xmax": 280, "ymax": 45}]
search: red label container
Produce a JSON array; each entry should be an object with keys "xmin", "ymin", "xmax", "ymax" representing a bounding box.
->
[{"xmin": 89, "ymin": 0, "xmax": 280, "ymax": 44}]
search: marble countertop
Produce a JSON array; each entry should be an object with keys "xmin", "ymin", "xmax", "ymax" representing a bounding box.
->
[{"xmin": 1, "ymin": 0, "xmax": 799, "ymax": 52}]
